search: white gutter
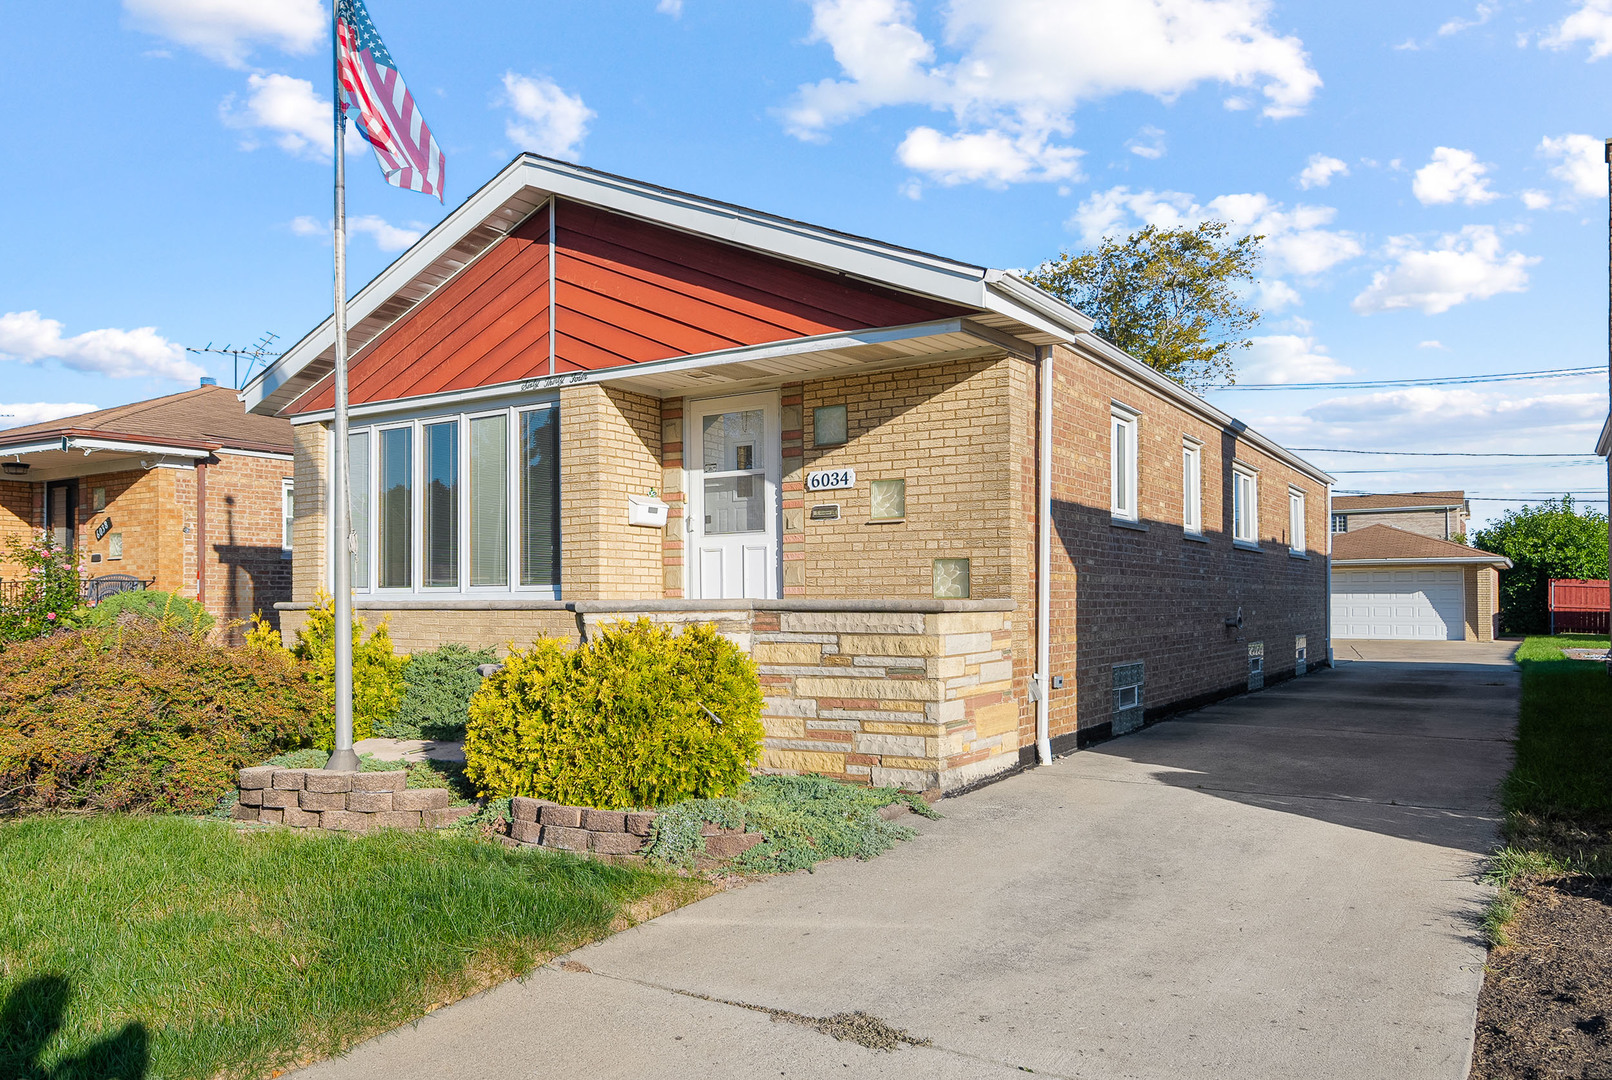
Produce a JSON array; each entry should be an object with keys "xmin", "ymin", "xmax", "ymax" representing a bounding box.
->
[
  {"xmin": 1333, "ymin": 556, "xmax": 1514, "ymax": 568},
  {"xmin": 0, "ymin": 436, "xmax": 212, "ymax": 459},
  {"xmin": 1035, "ymin": 344, "xmax": 1054, "ymax": 766}
]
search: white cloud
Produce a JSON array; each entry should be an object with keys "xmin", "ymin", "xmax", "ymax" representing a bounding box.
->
[
  {"xmin": 1240, "ymin": 333, "xmax": 1352, "ymax": 383},
  {"xmin": 896, "ymin": 126, "xmax": 1083, "ymax": 186},
  {"xmin": 122, "ymin": 0, "xmax": 323, "ymax": 68},
  {"xmin": 1297, "ymin": 153, "xmax": 1348, "ymax": 189},
  {"xmin": 1070, "ymin": 186, "xmax": 1363, "ymax": 278},
  {"xmin": 1439, "ymin": 2, "xmax": 1497, "ymax": 36},
  {"xmin": 1539, "ymin": 132, "xmax": 1604, "ymax": 198},
  {"xmin": 1418, "ymin": 339, "xmax": 1447, "ymax": 349},
  {"xmin": 221, "ymin": 73, "xmax": 331, "ymax": 161},
  {"xmin": 289, "ymin": 215, "xmax": 425, "ymax": 253},
  {"xmin": 783, "ymin": 0, "xmax": 1320, "ymax": 187},
  {"xmin": 0, "ymin": 403, "xmax": 103, "ymax": 431},
  {"xmin": 499, "ymin": 73, "xmax": 595, "ymax": 160},
  {"xmin": 1520, "ymin": 189, "xmax": 1553, "ymax": 210},
  {"xmin": 1412, "ymin": 147, "xmax": 1499, "ymax": 205},
  {"xmin": 1544, "ymin": 0, "xmax": 1612, "ymax": 58},
  {"xmin": 1256, "ymin": 279, "xmax": 1302, "ymax": 311},
  {"xmin": 656, "ymin": 0, "xmax": 684, "ymax": 13},
  {"xmin": 1126, "ymin": 126, "xmax": 1166, "ymax": 160},
  {"xmin": 0, "ymin": 311, "xmax": 202, "ymax": 381},
  {"xmin": 1351, "ymin": 225, "xmax": 1537, "ymax": 315}
]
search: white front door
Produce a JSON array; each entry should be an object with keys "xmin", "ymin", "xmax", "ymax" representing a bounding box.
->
[{"xmin": 688, "ymin": 393, "xmax": 780, "ymax": 599}]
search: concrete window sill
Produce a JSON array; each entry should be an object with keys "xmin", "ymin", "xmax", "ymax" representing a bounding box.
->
[
  {"xmin": 1111, "ymin": 517, "xmax": 1149, "ymax": 533},
  {"xmin": 1233, "ymin": 540, "xmax": 1263, "ymax": 552},
  {"xmin": 1288, "ymin": 550, "xmax": 1311, "ymax": 560},
  {"xmin": 1183, "ymin": 531, "xmax": 1209, "ymax": 544}
]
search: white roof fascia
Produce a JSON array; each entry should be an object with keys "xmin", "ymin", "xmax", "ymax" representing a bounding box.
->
[
  {"xmin": 982, "ymin": 271, "xmax": 1094, "ymax": 339},
  {"xmin": 66, "ymin": 437, "xmax": 212, "ymax": 459},
  {"xmin": 1334, "ymin": 555, "xmax": 1513, "ymax": 569},
  {"xmin": 0, "ymin": 438, "xmax": 71, "ymax": 457},
  {"xmin": 1067, "ymin": 330, "xmax": 1335, "ymax": 486},
  {"xmin": 1598, "ymin": 412, "xmax": 1611, "ymax": 456},
  {"xmin": 1336, "ymin": 503, "xmax": 1464, "ymax": 514}
]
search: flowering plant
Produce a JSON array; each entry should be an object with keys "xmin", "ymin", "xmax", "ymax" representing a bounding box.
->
[{"xmin": 0, "ymin": 531, "xmax": 82, "ymax": 643}]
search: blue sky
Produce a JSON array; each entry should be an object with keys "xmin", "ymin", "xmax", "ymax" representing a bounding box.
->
[{"xmin": 3, "ymin": 0, "xmax": 1611, "ymax": 527}]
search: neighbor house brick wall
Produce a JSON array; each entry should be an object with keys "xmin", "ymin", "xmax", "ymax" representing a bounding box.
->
[
  {"xmin": 1340, "ymin": 508, "xmax": 1465, "ymax": 540},
  {"xmin": 201, "ymin": 451, "xmax": 295, "ymax": 636},
  {"xmin": 559, "ymin": 384, "xmax": 662, "ymax": 600},
  {"xmin": 1464, "ymin": 565, "xmax": 1501, "ymax": 643},
  {"xmin": 0, "ymin": 480, "xmax": 38, "ymax": 576},
  {"xmin": 74, "ymin": 470, "xmax": 171, "ymax": 590},
  {"xmin": 1045, "ymin": 343, "xmax": 1331, "ymax": 748},
  {"xmin": 291, "ymin": 422, "xmax": 330, "ymax": 603}
]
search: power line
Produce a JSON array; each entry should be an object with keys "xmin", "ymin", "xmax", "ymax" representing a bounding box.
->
[
  {"xmin": 1208, "ymin": 365, "xmax": 1602, "ymax": 391},
  {"xmin": 1292, "ymin": 447, "xmax": 1592, "ymax": 458}
]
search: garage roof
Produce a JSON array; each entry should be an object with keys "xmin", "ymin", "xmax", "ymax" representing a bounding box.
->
[{"xmin": 1332, "ymin": 524, "xmax": 1509, "ymax": 567}]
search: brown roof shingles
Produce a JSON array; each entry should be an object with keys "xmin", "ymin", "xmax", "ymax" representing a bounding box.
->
[
  {"xmin": 1332, "ymin": 524, "xmax": 1508, "ymax": 564},
  {"xmin": 0, "ymin": 385, "xmax": 292, "ymax": 456},
  {"xmin": 1332, "ymin": 490, "xmax": 1466, "ymax": 512}
]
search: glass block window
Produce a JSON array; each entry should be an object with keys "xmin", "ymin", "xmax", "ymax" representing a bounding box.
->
[
  {"xmin": 870, "ymin": 478, "xmax": 905, "ymax": 521},
  {"xmin": 933, "ymin": 557, "xmax": 970, "ymax": 599},
  {"xmin": 92, "ymin": 487, "xmax": 107, "ymax": 512},
  {"xmin": 813, "ymin": 405, "xmax": 847, "ymax": 447},
  {"xmin": 1248, "ymin": 641, "xmax": 1265, "ymax": 691},
  {"xmin": 108, "ymin": 532, "xmax": 123, "ymax": 561},
  {"xmin": 1113, "ymin": 662, "xmax": 1144, "ymax": 734}
]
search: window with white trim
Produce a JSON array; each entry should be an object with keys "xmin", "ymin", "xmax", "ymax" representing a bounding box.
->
[
  {"xmin": 281, "ymin": 478, "xmax": 294, "ymax": 554},
  {"xmin": 345, "ymin": 401, "xmax": 560, "ymax": 597},
  {"xmin": 1232, "ymin": 464, "xmax": 1258, "ymax": 545},
  {"xmin": 1181, "ymin": 439, "xmax": 1202, "ymax": 534},
  {"xmin": 1288, "ymin": 487, "xmax": 1306, "ymax": 554},
  {"xmin": 1331, "ymin": 513, "xmax": 1348, "ymax": 534},
  {"xmin": 1111, "ymin": 406, "xmax": 1138, "ymax": 521}
]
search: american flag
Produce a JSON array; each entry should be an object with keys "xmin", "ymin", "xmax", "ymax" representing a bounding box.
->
[{"xmin": 336, "ymin": 0, "xmax": 445, "ymax": 201}]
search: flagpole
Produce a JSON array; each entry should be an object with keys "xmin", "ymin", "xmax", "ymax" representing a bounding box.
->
[
  {"xmin": 327, "ymin": 3, "xmax": 358, "ymax": 771},
  {"xmin": 1604, "ymin": 138, "xmax": 1611, "ymax": 674}
]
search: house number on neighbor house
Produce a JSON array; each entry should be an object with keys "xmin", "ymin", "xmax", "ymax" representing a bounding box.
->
[{"xmin": 805, "ymin": 468, "xmax": 855, "ymax": 492}]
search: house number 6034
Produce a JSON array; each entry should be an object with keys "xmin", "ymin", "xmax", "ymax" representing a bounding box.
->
[{"xmin": 806, "ymin": 468, "xmax": 855, "ymax": 492}]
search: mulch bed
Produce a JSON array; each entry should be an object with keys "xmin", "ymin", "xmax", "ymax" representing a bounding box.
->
[{"xmin": 1471, "ymin": 877, "xmax": 1612, "ymax": 1079}]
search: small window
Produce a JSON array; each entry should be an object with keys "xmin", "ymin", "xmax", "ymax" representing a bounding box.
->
[
  {"xmin": 870, "ymin": 478, "xmax": 905, "ymax": 521},
  {"xmin": 933, "ymin": 557, "xmax": 970, "ymax": 599},
  {"xmin": 281, "ymin": 478, "xmax": 294, "ymax": 552},
  {"xmin": 1296, "ymin": 635, "xmax": 1308, "ymax": 663},
  {"xmin": 1248, "ymin": 641, "xmax": 1265, "ymax": 691},
  {"xmin": 1181, "ymin": 440, "xmax": 1202, "ymax": 534},
  {"xmin": 1232, "ymin": 465, "xmax": 1258, "ymax": 544},
  {"xmin": 813, "ymin": 405, "xmax": 847, "ymax": 447},
  {"xmin": 1113, "ymin": 662, "xmax": 1144, "ymax": 734},
  {"xmin": 1331, "ymin": 513, "xmax": 1348, "ymax": 534},
  {"xmin": 92, "ymin": 487, "xmax": 107, "ymax": 512},
  {"xmin": 1111, "ymin": 407, "xmax": 1138, "ymax": 521},
  {"xmin": 1288, "ymin": 488, "xmax": 1306, "ymax": 554},
  {"xmin": 108, "ymin": 533, "xmax": 123, "ymax": 561}
]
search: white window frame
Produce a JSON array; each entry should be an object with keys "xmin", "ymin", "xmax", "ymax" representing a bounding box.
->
[
  {"xmin": 1110, "ymin": 404, "xmax": 1139, "ymax": 522},
  {"xmin": 1288, "ymin": 487, "xmax": 1307, "ymax": 555},
  {"xmin": 281, "ymin": 478, "xmax": 294, "ymax": 557},
  {"xmin": 1331, "ymin": 513, "xmax": 1348, "ymax": 534},
  {"xmin": 1232, "ymin": 463, "xmax": 1259, "ymax": 547},
  {"xmin": 1181, "ymin": 438, "xmax": 1203, "ymax": 536},
  {"xmin": 337, "ymin": 395, "xmax": 560, "ymax": 600}
]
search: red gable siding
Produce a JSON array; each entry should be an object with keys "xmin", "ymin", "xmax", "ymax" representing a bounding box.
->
[{"xmin": 290, "ymin": 199, "xmax": 970, "ymax": 413}]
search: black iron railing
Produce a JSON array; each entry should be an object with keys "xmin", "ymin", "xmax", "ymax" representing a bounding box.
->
[{"xmin": 0, "ymin": 576, "xmax": 154, "ymax": 609}]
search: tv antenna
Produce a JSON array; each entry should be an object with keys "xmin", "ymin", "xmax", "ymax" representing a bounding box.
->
[{"xmin": 185, "ymin": 331, "xmax": 282, "ymax": 389}]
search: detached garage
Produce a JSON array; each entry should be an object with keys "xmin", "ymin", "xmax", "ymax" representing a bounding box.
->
[{"xmin": 1330, "ymin": 525, "xmax": 1511, "ymax": 643}]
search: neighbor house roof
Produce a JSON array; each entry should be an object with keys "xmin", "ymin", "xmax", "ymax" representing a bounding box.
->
[
  {"xmin": 239, "ymin": 153, "xmax": 1334, "ymax": 487},
  {"xmin": 1332, "ymin": 491, "xmax": 1466, "ymax": 513},
  {"xmin": 1332, "ymin": 524, "xmax": 1510, "ymax": 567},
  {"xmin": 0, "ymin": 385, "xmax": 293, "ymax": 458},
  {"xmin": 1597, "ymin": 413, "xmax": 1610, "ymax": 457}
]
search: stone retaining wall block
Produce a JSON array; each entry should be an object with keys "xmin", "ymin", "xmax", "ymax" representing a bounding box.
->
[
  {"xmin": 540, "ymin": 805, "xmax": 583, "ymax": 828},
  {"xmin": 374, "ymin": 810, "xmax": 422, "ymax": 830},
  {"xmin": 320, "ymin": 810, "xmax": 372, "ymax": 832},
  {"xmin": 271, "ymin": 770, "xmax": 307, "ymax": 790},
  {"xmin": 238, "ymin": 788, "xmax": 264, "ymax": 807},
  {"xmin": 258, "ymin": 808, "xmax": 284, "ymax": 825},
  {"xmin": 237, "ymin": 766, "xmax": 276, "ymax": 790},
  {"xmin": 705, "ymin": 833, "xmax": 764, "ymax": 858},
  {"xmin": 510, "ymin": 820, "xmax": 542, "ymax": 844},
  {"xmin": 422, "ymin": 806, "xmax": 476, "ymax": 828},
  {"xmin": 625, "ymin": 812, "xmax": 658, "ymax": 836},
  {"xmin": 230, "ymin": 803, "xmax": 257, "ymax": 822},
  {"xmin": 393, "ymin": 788, "xmax": 450, "ymax": 811},
  {"xmin": 581, "ymin": 809, "xmax": 626, "ymax": 832},
  {"xmin": 299, "ymin": 790, "xmax": 346, "ymax": 812},
  {"xmin": 351, "ymin": 771, "xmax": 408, "ymax": 792},
  {"xmin": 260, "ymin": 789, "xmax": 299, "ymax": 809},
  {"xmin": 347, "ymin": 791, "xmax": 394, "ymax": 813},
  {"xmin": 303, "ymin": 771, "xmax": 356, "ymax": 794},
  {"xmin": 511, "ymin": 796, "xmax": 552, "ymax": 823},
  {"xmin": 282, "ymin": 806, "xmax": 319, "ymax": 828},
  {"xmin": 542, "ymin": 825, "xmax": 590, "ymax": 851},
  {"xmin": 590, "ymin": 832, "xmax": 645, "ymax": 855}
]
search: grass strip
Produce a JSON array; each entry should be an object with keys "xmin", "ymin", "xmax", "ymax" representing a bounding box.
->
[{"xmin": 0, "ymin": 814, "xmax": 695, "ymax": 1079}]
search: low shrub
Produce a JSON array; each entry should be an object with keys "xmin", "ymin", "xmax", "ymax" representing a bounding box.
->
[
  {"xmin": 380, "ymin": 643, "xmax": 497, "ymax": 741},
  {"xmin": 72, "ymin": 588, "xmax": 214, "ymax": 634},
  {"xmin": 247, "ymin": 592, "xmax": 405, "ymax": 749},
  {"xmin": 0, "ymin": 624, "xmax": 321, "ymax": 814},
  {"xmin": 463, "ymin": 618, "xmax": 763, "ymax": 809}
]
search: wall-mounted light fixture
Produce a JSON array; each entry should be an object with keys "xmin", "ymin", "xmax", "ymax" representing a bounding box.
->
[{"xmin": 1, "ymin": 461, "xmax": 28, "ymax": 476}]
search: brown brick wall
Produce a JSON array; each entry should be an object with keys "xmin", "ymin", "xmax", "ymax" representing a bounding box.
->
[
  {"xmin": 202, "ymin": 452, "xmax": 295, "ymax": 636},
  {"xmin": 559, "ymin": 384, "xmax": 663, "ymax": 600}
]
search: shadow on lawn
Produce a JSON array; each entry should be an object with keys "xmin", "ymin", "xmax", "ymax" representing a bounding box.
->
[{"xmin": 0, "ymin": 975, "xmax": 148, "ymax": 1080}]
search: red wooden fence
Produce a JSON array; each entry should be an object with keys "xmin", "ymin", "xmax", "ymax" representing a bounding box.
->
[{"xmin": 1549, "ymin": 579, "xmax": 1610, "ymax": 634}]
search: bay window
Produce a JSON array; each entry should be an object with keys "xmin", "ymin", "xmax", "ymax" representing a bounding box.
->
[{"xmin": 343, "ymin": 400, "xmax": 560, "ymax": 597}]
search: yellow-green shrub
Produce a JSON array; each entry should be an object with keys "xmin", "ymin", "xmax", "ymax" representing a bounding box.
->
[
  {"xmin": 246, "ymin": 593, "xmax": 404, "ymax": 749},
  {"xmin": 463, "ymin": 619, "xmax": 763, "ymax": 809}
]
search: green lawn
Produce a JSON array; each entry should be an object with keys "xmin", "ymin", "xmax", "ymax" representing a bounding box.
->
[{"xmin": 0, "ymin": 815, "xmax": 697, "ymax": 1080}]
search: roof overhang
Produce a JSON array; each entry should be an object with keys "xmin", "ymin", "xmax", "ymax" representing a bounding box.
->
[
  {"xmin": 243, "ymin": 154, "xmax": 1093, "ymax": 418},
  {"xmin": 1598, "ymin": 412, "xmax": 1611, "ymax": 457},
  {"xmin": 0, "ymin": 435, "xmax": 213, "ymax": 460},
  {"xmin": 1333, "ymin": 556, "xmax": 1512, "ymax": 569},
  {"xmin": 1335, "ymin": 503, "xmax": 1464, "ymax": 514}
]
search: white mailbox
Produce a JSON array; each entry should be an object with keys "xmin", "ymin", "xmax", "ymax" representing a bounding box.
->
[{"xmin": 627, "ymin": 493, "xmax": 670, "ymax": 528}]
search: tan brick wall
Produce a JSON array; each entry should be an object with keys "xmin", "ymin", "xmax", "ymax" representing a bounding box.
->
[
  {"xmin": 201, "ymin": 452, "xmax": 295, "ymax": 636},
  {"xmin": 1045, "ymin": 343, "xmax": 1331, "ymax": 743},
  {"xmin": 1475, "ymin": 566, "xmax": 1500, "ymax": 642},
  {"xmin": 559, "ymin": 384, "xmax": 662, "ymax": 600},
  {"xmin": 1341, "ymin": 508, "xmax": 1465, "ymax": 540},
  {"xmin": 0, "ymin": 480, "xmax": 35, "ymax": 573},
  {"xmin": 278, "ymin": 605, "xmax": 582, "ymax": 655},
  {"xmin": 291, "ymin": 422, "xmax": 329, "ymax": 603},
  {"xmin": 660, "ymin": 397, "xmax": 685, "ymax": 597},
  {"xmin": 73, "ymin": 469, "xmax": 175, "ymax": 591}
]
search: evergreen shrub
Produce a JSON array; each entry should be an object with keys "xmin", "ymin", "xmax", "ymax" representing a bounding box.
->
[
  {"xmin": 73, "ymin": 588, "xmax": 214, "ymax": 634},
  {"xmin": 380, "ymin": 643, "xmax": 497, "ymax": 740},
  {"xmin": 463, "ymin": 618, "xmax": 763, "ymax": 809},
  {"xmin": 0, "ymin": 623, "xmax": 320, "ymax": 814}
]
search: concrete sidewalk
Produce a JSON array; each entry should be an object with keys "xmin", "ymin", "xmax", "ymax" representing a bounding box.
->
[{"xmin": 296, "ymin": 642, "xmax": 1517, "ymax": 1080}]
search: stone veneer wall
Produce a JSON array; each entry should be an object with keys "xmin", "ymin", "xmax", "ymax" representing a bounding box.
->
[{"xmin": 234, "ymin": 766, "xmax": 471, "ymax": 831}]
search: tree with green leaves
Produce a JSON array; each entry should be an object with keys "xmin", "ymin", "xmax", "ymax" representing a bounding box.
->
[
  {"xmin": 1026, "ymin": 221, "xmax": 1264, "ymax": 392},
  {"xmin": 1472, "ymin": 497, "xmax": 1609, "ymax": 635}
]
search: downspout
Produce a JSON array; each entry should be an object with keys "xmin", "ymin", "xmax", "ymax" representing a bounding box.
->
[
  {"xmin": 195, "ymin": 460, "xmax": 207, "ymax": 607},
  {"xmin": 1035, "ymin": 345, "xmax": 1054, "ymax": 765}
]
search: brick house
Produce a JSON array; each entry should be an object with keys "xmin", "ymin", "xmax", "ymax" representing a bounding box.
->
[
  {"xmin": 0, "ymin": 384, "xmax": 295, "ymax": 634},
  {"xmin": 1328, "ymin": 491, "xmax": 1508, "ymax": 641},
  {"xmin": 244, "ymin": 155, "xmax": 1333, "ymax": 791}
]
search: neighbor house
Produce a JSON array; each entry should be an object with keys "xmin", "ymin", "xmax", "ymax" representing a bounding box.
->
[
  {"xmin": 1328, "ymin": 489, "xmax": 1509, "ymax": 642},
  {"xmin": 0, "ymin": 384, "xmax": 295, "ymax": 633},
  {"xmin": 244, "ymin": 155, "xmax": 1333, "ymax": 792}
]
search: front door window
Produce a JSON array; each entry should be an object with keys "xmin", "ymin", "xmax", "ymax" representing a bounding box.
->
[{"xmin": 690, "ymin": 397, "xmax": 779, "ymax": 599}]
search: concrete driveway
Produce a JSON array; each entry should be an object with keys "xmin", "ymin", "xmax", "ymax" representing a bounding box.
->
[{"xmin": 297, "ymin": 641, "xmax": 1518, "ymax": 1080}]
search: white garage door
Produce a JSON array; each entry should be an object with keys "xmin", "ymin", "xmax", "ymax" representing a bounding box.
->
[{"xmin": 1331, "ymin": 568, "xmax": 1465, "ymax": 641}]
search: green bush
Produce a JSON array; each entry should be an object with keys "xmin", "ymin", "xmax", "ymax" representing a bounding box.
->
[
  {"xmin": 247, "ymin": 593, "xmax": 405, "ymax": 749},
  {"xmin": 463, "ymin": 618, "xmax": 763, "ymax": 809},
  {"xmin": 380, "ymin": 643, "xmax": 497, "ymax": 741},
  {"xmin": 0, "ymin": 532, "xmax": 81, "ymax": 643},
  {"xmin": 72, "ymin": 588, "xmax": 214, "ymax": 634},
  {"xmin": 0, "ymin": 624, "xmax": 321, "ymax": 814}
]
